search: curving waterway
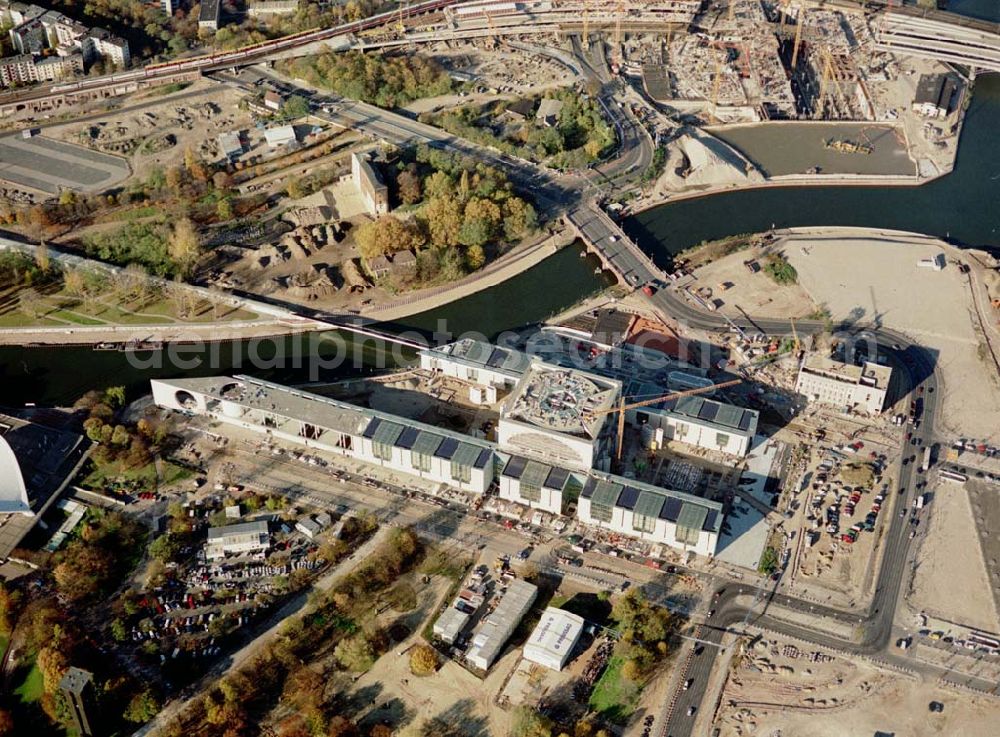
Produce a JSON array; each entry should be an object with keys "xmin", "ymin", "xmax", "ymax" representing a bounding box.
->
[
  {"xmin": 2, "ymin": 73, "xmax": 1000, "ymax": 405},
  {"xmin": 625, "ymin": 74, "xmax": 1000, "ymax": 261}
]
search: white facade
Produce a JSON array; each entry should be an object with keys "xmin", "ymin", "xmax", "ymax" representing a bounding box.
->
[
  {"xmin": 433, "ymin": 606, "xmax": 470, "ymax": 644},
  {"xmin": 577, "ymin": 474, "xmax": 721, "ymax": 558},
  {"xmin": 418, "ymin": 339, "xmax": 531, "ymax": 390},
  {"xmin": 498, "ymin": 365, "xmax": 620, "ymax": 472},
  {"xmin": 0, "ymin": 434, "xmax": 32, "ymax": 515},
  {"xmin": 264, "ymin": 125, "xmax": 296, "ymax": 148},
  {"xmin": 247, "ymin": 0, "xmax": 299, "ymax": 15},
  {"xmin": 795, "ymin": 355, "xmax": 891, "ymax": 415},
  {"xmin": 497, "ymin": 455, "xmax": 573, "ymax": 515},
  {"xmin": 205, "ymin": 520, "xmax": 270, "ymax": 560},
  {"xmin": 150, "ymin": 376, "xmax": 495, "ymax": 495},
  {"xmin": 631, "ymin": 396, "xmax": 759, "ymax": 458},
  {"xmin": 523, "ymin": 608, "xmax": 584, "ymax": 671}
]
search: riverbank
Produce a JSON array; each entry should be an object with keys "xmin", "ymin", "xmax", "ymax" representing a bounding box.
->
[
  {"xmin": 0, "ymin": 320, "xmax": 320, "ymax": 347},
  {"xmin": 361, "ymin": 229, "xmax": 576, "ymax": 322},
  {"xmin": 683, "ymin": 226, "xmax": 1000, "ymax": 441}
]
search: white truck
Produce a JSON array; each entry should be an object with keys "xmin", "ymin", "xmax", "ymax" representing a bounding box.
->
[{"xmin": 914, "ymin": 494, "xmax": 926, "ymax": 510}]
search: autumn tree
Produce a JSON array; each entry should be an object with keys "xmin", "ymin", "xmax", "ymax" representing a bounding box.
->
[
  {"xmin": 397, "ymin": 168, "xmax": 422, "ymax": 205},
  {"xmin": 36, "ymin": 240, "xmax": 50, "ymax": 273},
  {"xmin": 421, "ymin": 196, "xmax": 462, "ymax": 248},
  {"xmin": 168, "ymin": 218, "xmax": 201, "ymax": 276},
  {"xmin": 355, "ymin": 215, "xmax": 424, "ymax": 261},
  {"xmin": 18, "ymin": 288, "xmax": 43, "ymax": 319},
  {"xmin": 465, "ymin": 244, "xmax": 486, "ymax": 271},
  {"xmin": 0, "ymin": 709, "xmax": 13, "ymax": 736},
  {"xmin": 63, "ymin": 268, "xmax": 86, "ymax": 299},
  {"xmin": 502, "ymin": 197, "xmax": 537, "ymax": 241},
  {"xmin": 123, "ymin": 688, "xmax": 160, "ymax": 723},
  {"xmin": 458, "ymin": 197, "xmax": 501, "ymax": 248},
  {"xmin": 409, "ymin": 644, "xmax": 438, "ymax": 676}
]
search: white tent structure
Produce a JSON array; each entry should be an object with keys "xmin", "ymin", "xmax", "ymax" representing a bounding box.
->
[
  {"xmin": 523, "ymin": 607, "xmax": 584, "ymax": 671},
  {"xmin": 0, "ymin": 435, "xmax": 32, "ymax": 515}
]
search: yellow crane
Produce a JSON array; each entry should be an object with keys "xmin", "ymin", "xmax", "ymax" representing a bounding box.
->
[
  {"xmin": 791, "ymin": 5, "xmax": 805, "ymax": 68},
  {"xmin": 583, "ymin": 1, "xmax": 590, "ymax": 46},
  {"xmin": 614, "ymin": 0, "xmax": 625, "ymax": 50},
  {"xmin": 587, "ymin": 379, "xmax": 745, "ymax": 461},
  {"xmin": 790, "ymin": 316, "xmax": 800, "ymax": 353},
  {"xmin": 710, "ymin": 46, "xmax": 724, "ymax": 123}
]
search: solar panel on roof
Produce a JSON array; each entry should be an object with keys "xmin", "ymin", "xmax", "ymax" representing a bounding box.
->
[
  {"xmin": 503, "ymin": 456, "xmax": 528, "ymax": 479},
  {"xmin": 362, "ymin": 417, "xmax": 382, "ymax": 439},
  {"xmin": 451, "ymin": 442, "xmax": 482, "ymax": 468},
  {"xmin": 580, "ymin": 476, "xmax": 597, "ymax": 499},
  {"xmin": 678, "ymin": 503, "xmax": 709, "ymax": 531},
  {"xmin": 617, "ymin": 486, "xmax": 640, "ymax": 510},
  {"xmin": 544, "ymin": 466, "xmax": 570, "ymax": 490},
  {"xmin": 487, "ymin": 348, "xmax": 507, "ymax": 368},
  {"xmin": 521, "ymin": 461, "xmax": 550, "ymax": 488},
  {"xmin": 395, "ymin": 426, "xmax": 420, "ymax": 449},
  {"xmin": 738, "ymin": 411, "xmax": 754, "ymax": 431},
  {"xmin": 660, "ymin": 497, "xmax": 683, "ymax": 521},
  {"xmin": 435, "ymin": 437, "xmax": 460, "ymax": 459},
  {"xmin": 591, "ymin": 479, "xmax": 622, "ymax": 508},
  {"xmin": 703, "ymin": 509, "xmax": 719, "ymax": 532},
  {"xmin": 474, "ymin": 448, "xmax": 492, "ymax": 469},
  {"xmin": 698, "ymin": 402, "xmax": 720, "ymax": 422}
]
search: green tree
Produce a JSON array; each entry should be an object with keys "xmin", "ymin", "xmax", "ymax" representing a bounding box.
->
[
  {"xmin": 124, "ymin": 689, "xmax": 160, "ymax": 723},
  {"xmin": 502, "ymin": 197, "xmax": 537, "ymax": 241},
  {"xmin": 458, "ymin": 197, "xmax": 501, "ymax": 248},
  {"xmin": 283, "ymin": 94, "xmax": 311, "ymax": 119},
  {"xmin": 333, "ymin": 633, "xmax": 375, "ymax": 672},
  {"xmin": 111, "ymin": 618, "xmax": 127, "ymax": 642},
  {"xmin": 424, "ymin": 170, "xmax": 453, "ymax": 200},
  {"xmin": 512, "ymin": 706, "xmax": 553, "ymax": 737}
]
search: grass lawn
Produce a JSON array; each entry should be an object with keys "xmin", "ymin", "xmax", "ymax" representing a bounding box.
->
[
  {"xmin": 81, "ymin": 457, "xmax": 192, "ymax": 491},
  {"xmin": 47, "ymin": 308, "xmax": 106, "ymax": 325},
  {"xmin": 15, "ymin": 661, "xmax": 43, "ymax": 704},
  {"xmin": 589, "ymin": 652, "xmax": 644, "ymax": 724}
]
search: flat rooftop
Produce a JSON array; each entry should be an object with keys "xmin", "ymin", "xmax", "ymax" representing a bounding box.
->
[
  {"xmin": 502, "ymin": 365, "xmax": 620, "ymax": 439},
  {"xmin": 421, "ymin": 338, "xmax": 534, "ymax": 378},
  {"xmin": 0, "ymin": 413, "xmax": 86, "ymax": 561},
  {"xmin": 801, "ymin": 355, "xmax": 892, "ymax": 389}
]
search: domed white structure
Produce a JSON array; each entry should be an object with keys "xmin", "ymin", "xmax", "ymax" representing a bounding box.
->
[{"xmin": 0, "ymin": 435, "xmax": 32, "ymax": 516}]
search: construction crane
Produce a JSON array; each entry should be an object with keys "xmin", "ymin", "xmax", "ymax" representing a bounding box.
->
[
  {"xmin": 710, "ymin": 46, "xmax": 724, "ymax": 123},
  {"xmin": 791, "ymin": 4, "xmax": 805, "ymax": 69},
  {"xmin": 790, "ymin": 316, "xmax": 800, "ymax": 353},
  {"xmin": 614, "ymin": 0, "xmax": 625, "ymax": 51},
  {"xmin": 587, "ymin": 379, "xmax": 744, "ymax": 461},
  {"xmin": 583, "ymin": 0, "xmax": 590, "ymax": 46}
]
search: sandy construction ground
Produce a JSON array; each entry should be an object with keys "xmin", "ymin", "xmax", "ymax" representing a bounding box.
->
[
  {"xmin": 691, "ymin": 230, "xmax": 1000, "ymax": 441},
  {"xmin": 782, "ymin": 230, "xmax": 1000, "ymax": 441},
  {"xmin": 715, "ymin": 633, "xmax": 1000, "ymax": 737},
  {"xmin": 909, "ymin": 483, "xmax": 999, "ymax": 633},
  {"xmin": 690, "ymin": 244, "xmax": 820, "ymax": 319}
]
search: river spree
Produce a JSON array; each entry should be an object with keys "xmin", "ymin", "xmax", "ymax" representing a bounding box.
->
[
  {"xmin": 626, "ymin": 74, "xmax": 1000, "ymax": 262},
  {"xmin": 3, "ymin": 70, "xmax": 1000, "ymax": 405}
]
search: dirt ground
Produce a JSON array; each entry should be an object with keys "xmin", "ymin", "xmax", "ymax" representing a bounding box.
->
[
  {"xmin": 692, "ymin": 228, "xmax": 1000, "ymax": 441},
  {"xmin": 909, "ymin": 483, "xmax": 998, "ymax": 633},
  {"xmin": 714, "ymin": 634, "xmax": 1000, "ymax": 737},
  {"xmin": 44, "ymin": 81, "xmax": 253, "ymax": 181},
  {"xmin": 690, "ymin": 243, "xmax": 820, "ymax": 319}
]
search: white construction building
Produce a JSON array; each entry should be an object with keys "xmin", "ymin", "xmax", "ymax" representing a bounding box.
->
[
  {"xmin": 577, "ymin": 473, "xmax": 722, "ymax": 558},
  {"xmin": 466, "ymin": 579, "xmax": 537, "ymax": 670},
  {"xmin": 498, "ymin": 365, "xmax": 621, "ymax": 472},
  {"xmin": 795, "ymin": 354, "xmax": 892, "ymax": 415},
  {"xmin": 433, "ymin": 606, "xmax": 471, "ymax": 645},
  {"xmin": 0, "ymin": 435, "xmax": 32, "ymax": 516},
  {"xmin": 523, "ymin": 607, "xmax": 585, "ymax": 671},
  {"xmin": 630, "ymin": 394, "xmax": 759, "ymax": 458},
  {"xmin": 419, "ymin": 338, "xmax": 533, "ymax": 390},
  {"xmin": 151, "ymin": 375, "xmax": 495, "ymax": 495},
  {"xmin": 205, "ymin": 520, "xmax": 270, "ymax": 560}
]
